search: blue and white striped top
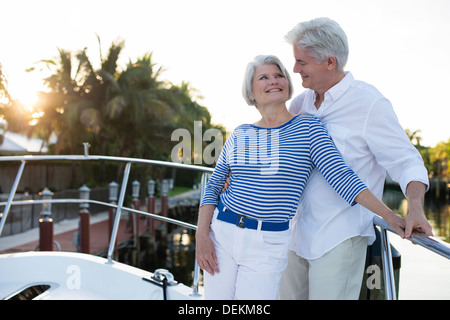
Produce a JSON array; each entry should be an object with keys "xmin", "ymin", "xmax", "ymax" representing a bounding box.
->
[{"xmin": 201, "ymin": 114, "xmax": 367, "ymax": 222}]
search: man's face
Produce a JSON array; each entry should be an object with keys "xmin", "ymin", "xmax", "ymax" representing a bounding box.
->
[{"xmin": 292, "ymin": 45, "xmax": 331, "ymax": 92}]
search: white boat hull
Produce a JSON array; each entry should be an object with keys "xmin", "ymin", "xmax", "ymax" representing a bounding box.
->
[{"xmin": 0, "ymin": 251, "xmax": 203, "ymax": 300}]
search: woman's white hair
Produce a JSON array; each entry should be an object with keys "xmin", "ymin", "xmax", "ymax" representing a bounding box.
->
[
  {"xmin": 242, "ymin": 55, "xmax": 293, "ymax": 106},
  {"xmin": 285, "ymin": 17, "xmax": 349, "ymax": 72}
]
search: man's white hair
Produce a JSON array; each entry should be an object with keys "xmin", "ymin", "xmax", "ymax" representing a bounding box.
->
[{"xmin": 285, "ymin": 17, "xmax": 349, "ymax": 71}]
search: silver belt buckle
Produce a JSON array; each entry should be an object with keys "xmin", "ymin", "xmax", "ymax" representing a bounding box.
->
[{"xmin": 236, "ymin": 215, "xmax": 245, "ymax": 228}]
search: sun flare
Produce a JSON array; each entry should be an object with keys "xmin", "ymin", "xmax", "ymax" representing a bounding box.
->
[{"xmin": 8, "ymin": 75, "xmax": 43, "ymax": 112}]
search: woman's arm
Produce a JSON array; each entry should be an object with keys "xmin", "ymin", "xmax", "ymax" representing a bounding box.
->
[
  {"xmin": 200, "ymin": 131, "xmax": 234, "ymax": 206},
  {"xmin": 355, "ymin": 189, "xmax": 405, "ymax": 238},
  {"xmin": 309, "ymin": 117, "xmax": 366, "ymax": 205},
  {"xmin": 195, "ymin": 131, "xmax": 236, "ymax": 276},
  {"xmin": 195, "ymin": 204, "xmax": 219, "ymax": 275}
]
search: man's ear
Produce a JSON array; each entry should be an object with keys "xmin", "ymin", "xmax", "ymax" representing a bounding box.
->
[{"xmin": 326, "ymin": 56, "xmax": 338, "ymax": 70}]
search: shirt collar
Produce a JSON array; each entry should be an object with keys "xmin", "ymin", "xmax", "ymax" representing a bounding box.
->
[
  {"xmin": 304, "ymin": 72, "xmax": 354, "ymax": 115},
  {"xmin": 323, "ymin": 71, "xmax": 354, "ymax": 102}
]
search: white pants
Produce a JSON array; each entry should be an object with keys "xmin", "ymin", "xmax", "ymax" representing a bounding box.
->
[
  {"xmin": 204, "ymin": 210, "xmax": 292, "ymax": 300},
  {"xmin": 278, "ymin": 236, "xmax": 368, "ymax": 300}
]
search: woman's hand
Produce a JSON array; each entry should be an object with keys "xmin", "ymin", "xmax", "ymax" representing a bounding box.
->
[
  {"xmin": 195, "ymin": 229, "xmax": 219, "ymax": 276},
  {"xmin": 384, "ymin": 211, "xmax": 406, "ymax": 238},
  {"xmin": 355, "ymin": 189, "xmax": 406, "ymax": 238},
  {"xmin": 195, "ymin": 204, "xmax": 219, "ymax": 276}
]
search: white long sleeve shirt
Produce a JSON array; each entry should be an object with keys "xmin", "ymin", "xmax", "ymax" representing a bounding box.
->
[{"xmin": 289, "ymin": 72, "xmax": 429, "ymax": 260}]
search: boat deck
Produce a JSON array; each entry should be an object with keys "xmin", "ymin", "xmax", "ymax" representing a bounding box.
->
[{"xmin": 2, "ymin": 212, "xmax": 449, "ymax": 299}]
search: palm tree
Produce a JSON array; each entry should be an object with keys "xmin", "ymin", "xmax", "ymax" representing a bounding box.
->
[
  {"xmin": 30, "ymin": 48, "xmax": 100, "ymax": 155},
  {"xmin": 99, "ymin": 52, "xmax": 174, "ymax": 159},
  {"xmin": 0, "ymin": 62, "xmax": 8, "ymax": 145},
  {"xmin": 405, "ymin": 128, "xmax": 423, "ymax": 147},
  {"xmin": 26, "ymin": 40, "xmax": 224, "ymax": 185},
  {"xmin": 0, "ymin": 62, "xmax": 10, "ymax": 105},
  {"xmin": 30, "ymin": 39, "xmax": 126, "ymax": 155},
  {"xmin": 86, "ymin": 38, "xmax": 125, "ymax": 156}
]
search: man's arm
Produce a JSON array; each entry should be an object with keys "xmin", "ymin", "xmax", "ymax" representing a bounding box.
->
[
  {"xmin": 364, "ymin": 98, "xmax": 432, "ymax": 237},
  {"xmin": 405, "ymin": 181, "xmax": 433, "ymax": 238}
]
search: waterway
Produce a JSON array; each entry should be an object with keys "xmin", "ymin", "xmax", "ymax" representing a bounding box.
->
[
  {"xmin": 383, "ymin": 188, "xmax": 450, "ymax": 299},
  {"xmin": 383, "ymin": 187, "xmax": 450, "ymax": 242},
  {"xmin": 116, "ymin": 204, "xmax": 199, "ymax": 287}
]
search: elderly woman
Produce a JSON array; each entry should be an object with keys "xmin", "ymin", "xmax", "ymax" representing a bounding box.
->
[{"xmin": 195, "ymin": 55, "xmax": 405, "ymax": 300}]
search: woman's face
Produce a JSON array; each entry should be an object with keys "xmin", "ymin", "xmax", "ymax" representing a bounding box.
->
[{"xmin": 251, "ymin": 64, "xmax": 289, "ymax": 106}]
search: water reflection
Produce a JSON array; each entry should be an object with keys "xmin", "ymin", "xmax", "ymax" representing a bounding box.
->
[
  {"xmin": 383, "ymin": 188, "xmax": 450, "ymax": 242},
  {"xmin": 117, "ymin": 205, "xmax": 199, "ymax": 286}
]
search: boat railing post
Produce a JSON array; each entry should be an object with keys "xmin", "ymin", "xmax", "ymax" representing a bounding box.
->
[
  {"xmin": 108, "ymin": 182, "xmax": 119, "ymax": 254},
  {"xmin": 131, "ymin": 180, "xmax": 141, "ymax": 250},
  {"xmin": 190, "ymin": 260, "xmax": 201, "ymax": 297},
  {"xmin": 83, "ymin": 142, "xmax": 90, "ymax": 156},
  {"xmin": 190, "ymin": 172, "xmax": 209, "ymax": 297},
  {"xmin": 0, "ymin": 160, "xmax": 26, "ymax": 237},
  {"xmin": 161, "ymin": 179, "xmax": 169, "ymax": 230},
  {"xmin": 147, "ymin": 179, "xmax": 156, "ymax": 235},
  {"xmin": 107, "ymin": 162, "xmax": 132, "ymax": 264},
  {"xmin": 380, "ymin": 227, "xmax": 397, "ymax": 300}
]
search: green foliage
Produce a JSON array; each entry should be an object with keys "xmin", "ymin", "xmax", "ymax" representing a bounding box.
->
[
  {"xmin": 0, "ymin": 63, "xmax": 10, "ymax": 103},
  {"xmin": 10, "ymin": 39, "xmax": 224, "ymax": 163},
  {"xmin": 0, "ymin": 39, "xmax": 226, "ymax": 186},
  {"xmin": 405, "ymin": 129, "xmax": 450, "ymax": 179}
]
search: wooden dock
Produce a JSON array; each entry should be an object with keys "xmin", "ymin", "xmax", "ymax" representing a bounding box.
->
[{"xmin": 0, "ymin": 211, "xmax": 146, "ymax": 255}]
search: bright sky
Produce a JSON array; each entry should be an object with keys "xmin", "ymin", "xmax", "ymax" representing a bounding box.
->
[{"xmin": 1, "ymin": 0, "xmax": 450, "ymax": 147}]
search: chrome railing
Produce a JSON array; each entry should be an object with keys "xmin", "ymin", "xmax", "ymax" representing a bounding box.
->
[
  {"xmin": 0, "ymin": 152, "xmax": 212, "ymax": 297},
  {"xmin": 1, "ymin": 151, "xmax": 449, "ymax": 299},
  {"xmin": 373, "ymin": 215, "xmax": 450, "ymax": 300}
]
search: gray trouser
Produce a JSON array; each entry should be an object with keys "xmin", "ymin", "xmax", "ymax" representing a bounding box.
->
[{"xmin": 278, "ymin": 236, "xmax": 367, "ymax": 300}]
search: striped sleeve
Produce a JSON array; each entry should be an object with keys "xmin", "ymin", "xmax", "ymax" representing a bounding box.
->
[
  {"xmin": 200, "ymin": 130, "xmax": 234, "ymax": 206},
  {"xmin": 308, "ymin": 117, "xmax": 367, "ymax": 205}
]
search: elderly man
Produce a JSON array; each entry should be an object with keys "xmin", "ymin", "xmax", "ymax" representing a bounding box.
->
[{"xmin": 279, "ymin": 17, "xmax": 432, "ymax": 300}]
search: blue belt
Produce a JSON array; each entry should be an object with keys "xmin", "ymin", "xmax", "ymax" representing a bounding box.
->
[{"xmin": 216, "ymin": 201, "xmax": 289, "ymax": 232}]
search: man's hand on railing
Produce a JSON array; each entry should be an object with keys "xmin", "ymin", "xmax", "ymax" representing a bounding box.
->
[
  {"xmin": 405, "ymin": 211, "xmax": 433, "ymax": 238},
  {"xmin": 405, "ymin": 181, "xmax": 433, "ymax": 238}
]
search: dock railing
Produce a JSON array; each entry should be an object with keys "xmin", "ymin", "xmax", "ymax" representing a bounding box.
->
[{"xmin": 1, "ymin": 151, "xmax": 449, "ymax": 299}]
